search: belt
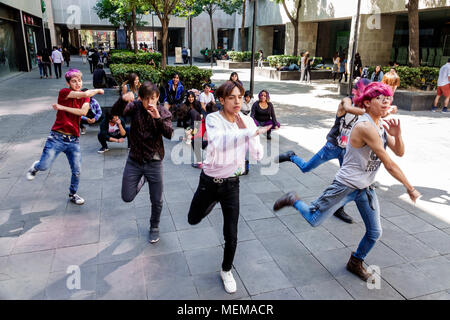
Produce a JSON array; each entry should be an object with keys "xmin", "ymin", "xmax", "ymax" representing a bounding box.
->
[
  {"xmin": 201, "ymin": 171, "xmax": 239, "ymax": 184},
  {"xmin": 52, "ymin": 130, "xmax": 77, "ymax": 138}
]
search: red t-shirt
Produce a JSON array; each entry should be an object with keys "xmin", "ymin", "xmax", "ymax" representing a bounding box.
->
[{"xmin": 51, "ymin": 88, "xmax": 90, "ymax": 137}]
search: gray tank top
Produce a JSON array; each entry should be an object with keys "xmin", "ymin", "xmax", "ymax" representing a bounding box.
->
[{"xmin": 335, "ymin": 114, "xmax": 387, "ymax": 189}]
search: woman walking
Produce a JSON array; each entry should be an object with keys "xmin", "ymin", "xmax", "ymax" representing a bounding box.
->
[{"xmin": 187, "ymin": 80, "xmax": 270, "ymax": 294}]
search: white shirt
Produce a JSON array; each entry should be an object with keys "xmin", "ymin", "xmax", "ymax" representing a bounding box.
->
[
  {"xmin": 437, "ymin": 63, "xmax": 450, "ymax": 87},
  {"xmin": 203, "ymin": 111, "xmax": 264, "ymax": 178},
  {"xmin": 241, "ymin": 98, "xmax": 254, "ymax": 113},
  {"xmin": 199, "ymin": 92, "xmax": 215, "ymax": 105},
  {"xmin": 51, "ymin": 50, "xmax": 64, "ymax": 63}
]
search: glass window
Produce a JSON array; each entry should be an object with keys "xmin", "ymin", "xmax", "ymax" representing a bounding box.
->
[{"xmin": 0, "ymin": 19, "xmax": 18, "ymax": 76}]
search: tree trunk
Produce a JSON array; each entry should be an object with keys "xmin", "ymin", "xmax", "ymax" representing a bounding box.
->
[
  {"xmin": 132, "ymin": 6, "xmax": 138, "ymax": 54},
  {"xmin": 407, "ymin": 0, "xmax": 420, "ymax": 67},
  {"xmin": 161, "ymin": 18, "xmax": 169, "ymax": 69},
  {"xmin": 209, "ymin": 10, "xmax": 216, "ymax": 51},
  {"xmin": 126, "ymin": 27, "xmax": 132, "ymax": 50},
  {"xmin": 293, "ymin": 20, "xmax": 299, "ymax": 56},
  {"xmin": 240, "ymin": 0, "xmax": 246, "ymax": 51}
]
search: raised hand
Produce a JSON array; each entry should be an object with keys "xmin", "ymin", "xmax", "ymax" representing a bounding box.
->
[
  {"xmin": 383, "ymin": 119, "xmax": 401, "ymax": 138},
  {"xmin": 115, "ymin": 118, "xmax": 122, "ymax": 125},
  {"xmin": 147, "ymin": 104, "xmax": 160, "ymax": 119},
  {"xmin": 235, "ymin": 113, "xmax": 247, "ymax": 129},
  {"xmin": 254, "ymin": 125, "xmax": 273, "ymax": 137}
]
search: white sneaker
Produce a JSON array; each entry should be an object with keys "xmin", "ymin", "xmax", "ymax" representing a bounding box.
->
[
  {"xmin": 220, "ymin": 270, "xmax": 237, "ymax": 294},
  {"xmin": 69, "ymin": 194, "xmax": 85, "ymax": 205},
  {"xmin": 26, "ymin": 161, "xmax": 39, "ymax": 180}
]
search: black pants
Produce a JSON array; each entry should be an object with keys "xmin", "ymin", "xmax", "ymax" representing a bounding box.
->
[
  {"xmin": 43, "ymin": 62, "xmax": 52, "ymax": 77},
  {"xmin": 97, "ymin": 127, "xmax": 129, "ymax": 149},
  {"xmin": 188, "ymin": 171, "xmax": 240, "ymax": 271},
  {"xmin": 54, "ymin": 63, "xmax": 62, "ymax": 78},
  {"xmin": 89, "ymin": 61, "xmax": 94, "ymax": 73},
  {"xmin": 122, "ymin": 157, "xmax": 163, "ymax": 228},
  {"xmin": 338, "ymin": 72, "xmax": 348, "ymax": 83}
]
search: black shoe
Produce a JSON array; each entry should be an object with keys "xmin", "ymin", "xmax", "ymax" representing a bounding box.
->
[
  {"xmin": 149, "ymin": 227, "xmax": 160, "ymax": 243},
  {"xmin": 275, "ymin": 151, "xmax": 296, "ymax": 163},
  {"xmin": 267, "ymin": 132, "xmax": 272, "ymax": 140},
  {"xmin": 333, "ymin": 207, "xmax": 354, "ymax": 224},
  {"xmin": 273, "ymin": 192, "xmax": 300, "ymax": 211}
]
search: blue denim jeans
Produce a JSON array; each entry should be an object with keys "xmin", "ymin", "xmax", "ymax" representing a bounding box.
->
[
  {"xmin": 290, "ymin": 141, "xmax": 345, "ymax": 173},
  {"xmin": 34, "ymin": 131, "xmax": 81, "ymax": 195},
  {"xmin": 293, "ymin": 180, "xmax": 382, "ymax": 260}
]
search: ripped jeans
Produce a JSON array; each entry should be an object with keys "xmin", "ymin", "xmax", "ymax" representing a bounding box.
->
[
  {"xmin": 293, "ymin": 180, "xmax": 382, "ymax": 260},
  {"xmin": 34, "ymin": 131, "xmax": 81, "ymax": 195}
]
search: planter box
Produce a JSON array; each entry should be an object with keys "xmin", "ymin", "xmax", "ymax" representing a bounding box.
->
[
  {"xmin": 217, "ymin": 60, "xmax": 251, "ymax": 69},
  {"xmin": 310, "ymin": 69, "xmax": 332, "ymax": 80},
  {"xmin": 256, "ymin": 67, "xmax": 332, "ymax": 81},
  {"xmin": 339, "ymin": 83, "xmax": 436, "ymax": 111}
]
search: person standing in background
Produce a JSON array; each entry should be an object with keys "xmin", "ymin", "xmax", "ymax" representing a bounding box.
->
[{"xmin": 51, "ymin": 46, "xmax": 64, "ymax": 79}]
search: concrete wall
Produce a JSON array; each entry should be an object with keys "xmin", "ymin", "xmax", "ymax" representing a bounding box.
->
[
  {"xmin": 255, "ymin": 26, "xmax": 274, "ymax": 56},
  {"xmin": 285, "ymin": 21, "xmax": 318, "ymax": 56},
  {"xmin": 0, "ymin": 0, "xmax": 43, "ymax": 17},
  {"xmin": 43, "ymin": 0, "xmax": 57, "ymax": 47}
]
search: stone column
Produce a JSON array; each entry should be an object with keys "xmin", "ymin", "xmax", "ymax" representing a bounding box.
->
[
  {"xmin": 44, "ymin": 0, "xmax": 56, "ymax": 47},
  {"xmin": 255, "ymin": 26, "xmax": 273, "ymax": 56},
  {"xmin": 285, "ymin": 21, "xmax": 318, "ymax": 56}
]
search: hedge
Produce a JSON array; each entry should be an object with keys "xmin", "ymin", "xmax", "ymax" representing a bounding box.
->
[
  {"xmin": 267, "ymin": 55, "xmax": 323, "ymax": 68},
  {"xmin": 367, "ymin": 66, "xmax": 439, "ymax": 89},
  {"xmin": 111, "ymin": 51, "xmax": 162, "ymax": 67},
  {"xmin": 227, "ymin": 51, "xmax": 260, "ymax": 62},
  {"xmin": 110, "ymin": 64, "xmax": 213, "ymax": 90}
]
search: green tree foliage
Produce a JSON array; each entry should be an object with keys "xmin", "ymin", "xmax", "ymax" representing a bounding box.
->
[{"xmin": 272, "ymin": 0, "xmax": 302, "ymax": 55}]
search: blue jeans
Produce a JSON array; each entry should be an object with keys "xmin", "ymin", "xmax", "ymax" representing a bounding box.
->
[
  {"xmin": 34, "ymin": 131, "xmax": 81, "ymax": 195},
  {"xmin": 290, "ymin": 141, "xmax": 345, "ymax": 173},
  {"xmin": 294, "ymin": 181, "xmax": 381, "ymax": 260}
]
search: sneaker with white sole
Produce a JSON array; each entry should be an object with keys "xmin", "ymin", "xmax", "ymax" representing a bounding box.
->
[
  {"xmin": 98, "ymin": 147, "xmax": 109, "ymax": 153},
  {"xmin": 220, "ymin": 270, "xmax": 237, "ymax": 294},
  {"xmin": 69, "ymin": 194, "xmax": 85, "ymax": 205},
  {"xmin": 81, "ymin": 127, "xmax": 86, "ymax": 135},
  {"xmin": 26, "ymin": 161, "xmax": 39, "ymax": 181},
  {"xmin": 149, "ymin": 227, "xmax": 160, "ymax": 243}
]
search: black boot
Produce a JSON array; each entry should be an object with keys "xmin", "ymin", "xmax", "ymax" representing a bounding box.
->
[
  {"xmin": 267, "ymin": 131, "xmax": 272, "ymax": 140},
  {"xmin": 275, "ymin": 151, "xmax": 296, "ymax": 164},
  {"xmin": 273, "ymin": 192, "xmax": 300, "ymax": 211},
  {"xmin": 333, "ymin": 207, "xmax": 353, "ymax": 224}
]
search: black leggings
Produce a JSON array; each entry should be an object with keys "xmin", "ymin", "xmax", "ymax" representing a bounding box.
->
[{"xmin": 188, "ymin": 172, "xmax": 240, "ymax": 271}]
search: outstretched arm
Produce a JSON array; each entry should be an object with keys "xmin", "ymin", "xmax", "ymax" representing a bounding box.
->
[
  {"xmin": 53, "ymin": 102, "xmax": 90, "ymax": 116},
  {"xmin": 67, "ymin": 89, "xmax": 104, "ymax": 99}
]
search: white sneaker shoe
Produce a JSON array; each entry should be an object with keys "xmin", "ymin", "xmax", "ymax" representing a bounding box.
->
[
  {"xmin": 69, "ymin": 193, "xmax": 85, "ymax": 205},
  {"xmin": 220, "ymin": 270, "xmax": 237, "ymax": 294},
  {"xmin": 26, "ymin": 161, "xmax": 39, "ymax": 180}
]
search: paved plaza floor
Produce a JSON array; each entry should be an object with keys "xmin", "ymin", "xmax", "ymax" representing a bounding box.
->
[{"xmin": 0, "ymin": 57, "xmax": 449, "ymax": 300}]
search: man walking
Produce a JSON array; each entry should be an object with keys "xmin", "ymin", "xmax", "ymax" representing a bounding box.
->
[
  {"xmin": 51, "ymin": 46, "xmax": 64, "ymax": 79},
  {"xmin": 273, "ymin": 82, "xmax": 420, "ymax": 282},
  {"xmin": 432, "ymin": 58, "xmax": 450, "ymax": 113}
]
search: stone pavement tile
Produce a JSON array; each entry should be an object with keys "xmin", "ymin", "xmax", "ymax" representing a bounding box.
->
[
  {"xmin": 247, "ymin": 181, "xmax": 281, "ymax": 194},
  {"xmin": 0, "ymin": 208, "xmax": 28, "ymax": 226},
  {"xmin": 444, "ymin": 228, "xmax": 450, "ymax": 235},
  {"xmin": 251, "ymin": 287, "xmax": 303, "ymax": 300},
  {"xmin": 279, "ymin": 213, "xmax": 313, "ymax": 233},
  {"xmin": 136, "ymin": 215, "xmax": 175, "ymax": 238},
  {"xmin": 138, "ymin": 231, "xmax": 182, "ymax": 258},
  {"xmin": 259, "ymin": 233, "xmax": 310, "ymax": 261},
  {"xmin": 167, "ymin": 202, "xmax": 193, "ymax": 216},
  {"xmin": 12, "ymin": 229, "xmax": 61, "ymax": 254},
  {"xmin": 101, "ymin": 196, "xmax": 135, "ymax": 213},
  {"xmin": 294, "ymin": 228, "xmax": 345, "ymax": 254},
  {"xmin": 235, "ymin": 260, "xmax": 293, "ymax": 296},
  {"xmin": 164, "ymin": 188, "xmax": 194, "ymax": 204},
  {"xmin": 413, "ymin": 230, "xmax": 450, "ymax": 255},
  {"xmin": 178, "ymin": 227, "xmax": 221, "ymax": 251},
  {"xmin": 3, "ymin": 249, "xmax": 54, "ymax": 279},
  {"xmin": 297, "ymin": 279, "xmax": 354, "ymax": 300},
  {"xmin": 270, "ymin": 176, "xmax": 307, "ymax": 193},
  {"xmin": 97, "ymin": 237, "xmax": 143, "ymax": 264},
  {"xmin": 294, "ymin": 173, "xmax": 329, "ymax": 190},
  {"xmin": 141, "ymin": 252, "xmax": 190, "ymax": 282},
  {"xmin": 205, "ymin": 208, "xmax": 228, "ymax": 226},
  {"xmin": 387, "ymin": 215, "xmax": 437, "ymax": 234},
  {"xmin": 381, "ymin": 261, "xmax": 449, "ymax": 299},
  {"xmin": 380, "ymin": 234, "xmax": 439, "ymax": 262},
  {"xmin": 322, "ymin": 221, "xmax": 365, "ymax": 247},
  {"xmin": 172, "ymin": 212, "xmax": 211, "ymax": 231},
  {"xmin": 46, "ymin": 265, "xmax": 97, "ymax": 300},
  {"xmin": 52, "ymin": 243, "xmax": 99, "ymax": 272},
  {"xmin": 233, "ymin": 239, "xmax": 273, "ymax": 267},
  {"xmin": 378, "ymin": 217, "xmax": 409, "ymax": 241},
  {"xmin": 379, "ymin": 201, "xmax": 412, "ymax": 218},
  {"xmin": 62, "ymin": 211, "xmax": 100, "ymax": 229},
  {"xmin": 336, "ymin": 273, "xmax": 404, "ymax": 300},
  {"xmin": 23, "ymin": 214, "xmax": 65, "ymax": 234},
  {"xmin": 411, "ymin": 256, "xmax": 450, "ymax": 291},
  {"xmin": 193, "ymin": 271, "xmax": 248, "ymax": 300},
  {"xmin": 0, "ymin": 275, "xmax": 48, "ymax": 300},
  {"xmin": 65, "ymin": 199, "xmax": 101, "ymax": 218},
  {"xmin": 350, "ymin": 241, "xmax": 406, "ymax": 269},
  {"xmin": 0, "ymin": 236, "xmax": 17, "ymax": 257},
  {"xmin": 147, "ymin": 276, "xmax": 200, "ymax": 300},
  {"xmin": 0, "ymin": 177, "xmax": 17, "ymax": 201},
  {"xmin": 334, "ymin": 202, "xmax": 364, "ymax": 224},
  {"xmin": 185, "ymin": 246, "xmax": 223, "ymax": 276},
  {"xmin": 96, "ymin": 259, "xmax": 147, "ymax": 300},
  {"xmin": 412, "ymin": 290, "xmax": 450, "ymax": 300},
  {"xmin": 314, "ymin": 247, "xmax": 354, "ymax": 277},
  {"xmin": 135, "ymin": 205, "xmax": 170, "ymax": 220},
  {"xmin": 239, "ymin": 194, "xmax": 265, "ymax": 207},
  {"xmin": 0, "ymin": 256, "xmax": 10, "ymax": 281},
  {"xmin": 99, "ymin": 217, "xmax": 138, "ymax": 242},
  {"xmin": 58, "ymin": 224, "xmax": 100, "ymax": 248},
  {"xmin": 100, "ymin": 206, "xmax": 136, "ymax": 221},
  {"xmin": 393, "ymin": 201, "xmax": 450, "ymax": 230},
  {"xmin": 31, "ymin": 195, "xmax": 69, "ymax": 214},
  {"xmin": 247, "ymin": 217, "xmax": 289, "ymax": 238},
  {"xmin": 239, "ymin": 203, "xmax": 275, "ymax": 221},
  {"xmin": 256, "ymin": 191, "xmax": 284, "ymax": 207},
  {"xmin": 212, "ymin": 220, "xmax": 256, "ymax": 245}
]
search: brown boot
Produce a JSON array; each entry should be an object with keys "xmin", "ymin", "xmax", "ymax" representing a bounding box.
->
[
  {"xmin": 273, "ymin": 192, "xmax": 300, "ymax": 211},
  {"xmin": 346, "ymin": 252, "xmax": 375, "ymax": 283}
]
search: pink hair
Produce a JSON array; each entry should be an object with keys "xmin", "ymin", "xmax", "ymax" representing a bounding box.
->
[
  {"xmin": 352, "ymin": 81, "xmax": 393, "ymax": 108},
  {"xmin": 65, "ymin": 69, "xmax": 82, "ymax": 83}
]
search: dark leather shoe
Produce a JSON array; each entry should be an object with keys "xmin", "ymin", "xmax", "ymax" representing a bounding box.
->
[
  {"xmin": 275, "ymin": 151, "xmax": 296, "ymax": 163},
  {"xmin": 346, "ymin": 252, "xmax": 374, "ymax": 283},
  {"xmin": 333, "ymin": 207, "xmax": 353, "ymax": 224},
  {"xmin": 273, "ymin": 192, "xmax": 300, "ymax": 211}
]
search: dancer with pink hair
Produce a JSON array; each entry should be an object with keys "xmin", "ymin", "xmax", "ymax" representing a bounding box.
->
[{"xmin": 273, "ymin": 81, "xmax": 420, "ymax": 282}]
